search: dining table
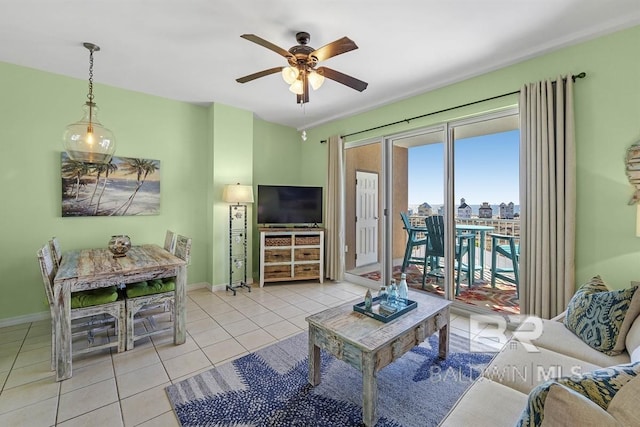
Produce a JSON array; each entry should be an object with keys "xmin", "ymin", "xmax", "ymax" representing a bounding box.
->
[{"xmin": 53, "ymin": 244, "xmax": 187, "ymax": 381}]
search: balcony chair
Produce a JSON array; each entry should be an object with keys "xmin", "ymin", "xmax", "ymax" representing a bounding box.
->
[
  {"xmin": 424, "ymin": 215, "xmax": 475, "ymax": 296},
  {"xmin": 490, "ymin": 234, "xmax": 520, "ymax": 298},
  {"xmin": 400, "ymin": 212, "xmax": 430, "ymax": 288},
  {"xmin": 125, "ymin": 234, "xmax": 191, "ymax": 350},
  {"xmin": 37, "ymin": 244, "xmax": 125, "ymax": 370}
]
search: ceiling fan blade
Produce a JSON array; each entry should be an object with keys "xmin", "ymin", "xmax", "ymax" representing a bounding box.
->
[
  {"xmin": 240, "ymin": 34, "xmax": 292, "ymax": 58},
  {"xmin": 317, "ymin": 67, "xmax": 368, "ymax": 92},
  {"xmin": 236, "ymin": 67, "xmax": 283, "ymax": 83},
  {"xmin": 310, "ymin": 37, "xmax": 358, "ymax": 62}
]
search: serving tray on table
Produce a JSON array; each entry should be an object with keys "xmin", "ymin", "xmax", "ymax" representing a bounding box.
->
[{"xmin": 353, "ymin": 296, "xmax": 417, "ymax": 322}]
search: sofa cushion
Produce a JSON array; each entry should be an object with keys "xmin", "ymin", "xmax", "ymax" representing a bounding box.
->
[
  {"xmin": 528, "ymin": 318, "xmax": 630, "ymax": 367},
  {"xmin": 440, "ymin": 377, "xmax": 528, "ymax": 427},
  {"xmin": 483, "ymin": 339, "xmax": 601, "ymax": 394},
  {"xmin": 516, "ymin": 362, "xmax": 640, "ymax": 426},
  {"xmin": 543, "ymin": 383, "xmax": 619, "ymax": 426},
  {"xmin": 625, "ymin": 314, "xmax": 640, "ymax": 363},
  {"xmin": 518, "ymin": 382, "xmax": 619, "ymax": 427},
  {"xmin": 564, "ymin": 275, "xmax": 640, "ymax": 355},
  {"xmin": 607, "ymin": 374, "xmax": 640, "ymax": 425}
]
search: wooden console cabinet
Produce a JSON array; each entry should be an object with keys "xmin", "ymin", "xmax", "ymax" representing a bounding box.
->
[{"xmin": 259, "ymin": 228, "xmax": 324, "ymax": 287}]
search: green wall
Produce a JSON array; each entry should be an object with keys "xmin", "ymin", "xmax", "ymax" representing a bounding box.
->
[
  {"xmin": 251, "ymin": 119, "xmax": 303, "ymax": 276},
  {"xmin": 303, "ymin": 25, "xmax": 640, "ymax": 289},
  {"xmin": 0, "ymin": 61, "xmax": 262, "ymax": 322}
]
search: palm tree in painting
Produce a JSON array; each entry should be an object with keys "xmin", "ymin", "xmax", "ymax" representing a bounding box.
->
[
  {"xmin": 61, "ymin": 160, "xmax": 91, "ymax": 201},
  {"xmin": 89, "ymin": 161, "xmax": 112, "ymax": 206},
  {"xmin": 110, "ymin": 158, "xmax": 159, "ymax": 215},
  {"xmin": 92, "ymin": 161, "xmax": 118, "ymax": 215}
]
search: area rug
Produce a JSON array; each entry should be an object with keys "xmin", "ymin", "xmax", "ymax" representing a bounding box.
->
[
  {"xmin": 166, "ymin": 330, "xmax": 495, "ymax": 427},
  {"xmin": 360, "ymin": 265, "xmax": 520, "ymax": 315}
]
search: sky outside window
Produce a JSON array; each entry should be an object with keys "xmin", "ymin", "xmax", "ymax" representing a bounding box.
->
[{"xmin": 408, "ymin": 129, "xmax": 519, "ymax": 208}]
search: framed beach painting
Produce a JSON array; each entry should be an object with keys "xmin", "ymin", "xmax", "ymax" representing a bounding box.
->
[{"xmin": 61, "ymin": 153, "xmax": 160, "ymax": 217}]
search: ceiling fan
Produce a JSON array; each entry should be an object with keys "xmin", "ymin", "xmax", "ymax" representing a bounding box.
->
[{"xmin": 236, "ymin": 31, "xmax": 368, "ymax": 104}]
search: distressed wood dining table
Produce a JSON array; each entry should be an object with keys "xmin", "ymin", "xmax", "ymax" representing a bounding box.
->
[
  {"xmin": 53, "ymin": 244, "xmax": 187, "ymax": 381},
  {"xmin": 306, "ymin": 290, "xmax": 451, "ymax": 427}
]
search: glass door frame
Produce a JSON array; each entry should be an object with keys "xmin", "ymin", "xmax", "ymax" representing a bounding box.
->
[
  {"xmin": 381, "ymin": 107, "xmax": 519, "ymax": 310},
  {"xmin": 343, "ymin": 137, "xmax": 388, "ymax": 288}
]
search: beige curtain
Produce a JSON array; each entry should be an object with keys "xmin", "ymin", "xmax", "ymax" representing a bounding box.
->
[
  {"xmin": 519, "ymin": 76, "xmax": 576, "ymax": 318},
  {"xmin": 325, "ymin": 135, "xmax": 345, "ymax": 281}
]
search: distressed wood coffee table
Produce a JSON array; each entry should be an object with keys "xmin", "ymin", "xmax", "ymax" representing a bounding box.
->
[{"xmin": 306, "ymin": 290, "xmax": 451, "ymax": 427}]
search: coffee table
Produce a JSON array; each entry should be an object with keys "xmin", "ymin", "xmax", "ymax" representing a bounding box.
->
[{"xmin": 306, "ymin": 290, "xmax": 451, "ymax": 426}]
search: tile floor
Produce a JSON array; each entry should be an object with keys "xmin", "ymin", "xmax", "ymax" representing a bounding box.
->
[{"xmin": 0, "ymin": 281, "xmax": 490, "ymax": 427}]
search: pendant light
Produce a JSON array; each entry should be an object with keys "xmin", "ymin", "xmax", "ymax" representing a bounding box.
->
[{"xmin": 62, "ymin": 42, "xmax": 115, "ymax": 164}]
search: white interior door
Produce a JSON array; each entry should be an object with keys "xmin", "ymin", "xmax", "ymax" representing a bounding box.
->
[{"xmin": 355, "ymin": 171, "xmax": 378, "ymax": 267}]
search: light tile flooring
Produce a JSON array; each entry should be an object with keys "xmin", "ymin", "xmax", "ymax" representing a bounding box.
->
[{"xmin": 0, "ymin": 281, "xmax": 487, "ymax": 427}]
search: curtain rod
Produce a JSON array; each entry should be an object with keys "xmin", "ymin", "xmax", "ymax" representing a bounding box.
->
[{"xmin": 333, "ymin": 72, "xmax": 586, "ymax": 141}]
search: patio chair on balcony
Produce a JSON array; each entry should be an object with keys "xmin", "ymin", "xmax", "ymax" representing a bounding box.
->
[
  {"xmin": 425, "ymin": 215, "xmax": 475, "ymax": 296},
  {"xmin": 490, "ymin": 234, "xmax": 520, "ymax": 298},
  {"xmin": 400, "ymin": 212, "xmax": 430, "ymax": 288}
]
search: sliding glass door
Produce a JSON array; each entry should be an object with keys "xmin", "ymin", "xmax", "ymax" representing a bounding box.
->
[
  {"xmin": 382, "ymin": 108, "xmax": 520, "ymax": 313},
  {"xmin": 449, "ymin": 110, "xmax": 520, "ymax": 313}
]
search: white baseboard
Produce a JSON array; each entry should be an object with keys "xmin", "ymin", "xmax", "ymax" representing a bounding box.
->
[
  {"xmin": 0, "ymin": 281, "xmax": 252, "ymax": 328},
  {"xmin": 0, "ymin": 311, "xmax": 50, "ymax": 328}
]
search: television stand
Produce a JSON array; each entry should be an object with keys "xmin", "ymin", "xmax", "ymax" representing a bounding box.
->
[{"xmin": 259, "ymin": 228, "xmax": 324, "ymax": 287}]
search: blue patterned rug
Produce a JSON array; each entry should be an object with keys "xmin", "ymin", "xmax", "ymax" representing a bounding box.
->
[{"xmin": 166, "ymin": 331, "xmax": 495, "ymax": 426}]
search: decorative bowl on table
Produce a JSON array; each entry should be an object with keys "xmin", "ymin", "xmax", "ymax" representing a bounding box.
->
[{"xmin": 108, "ymin": 235, "xmax": 131, "ymax": 257}]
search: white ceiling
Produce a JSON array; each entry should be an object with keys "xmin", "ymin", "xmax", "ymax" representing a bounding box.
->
[{"xmin": 1, "ymin": 0, "xmax": 639, "ymax": 130}]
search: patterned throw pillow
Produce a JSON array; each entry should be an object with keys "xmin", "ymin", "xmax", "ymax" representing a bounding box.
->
[
  {"xmin": 516, "ymin": 362, "xmax": 640, "ymax": 426},
  {"xmin": 564, "ymin": 276, "xmax": 640, "ymax": 355}
]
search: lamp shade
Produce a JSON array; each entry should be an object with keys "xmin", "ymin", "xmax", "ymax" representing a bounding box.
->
[
  {"xmin": 223, "ymin": 184, "xmax": 254, "ymax": 204},
  {"xmin": 281, "ymin": 66, "xmax": 299, "ymax": 85},
  {"xmin": 289, "ymin": 79, "xmax": 304, "ymax": 95},
  {"xmin": 308, "ymin": 70, "xmax": 325, "ymax": 90}
]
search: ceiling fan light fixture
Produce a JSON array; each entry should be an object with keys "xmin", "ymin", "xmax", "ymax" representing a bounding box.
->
[
  {"xmin": 281, "ymin": 66, "xmax": 299, "ymax": 84},
  {"xmin": 289, "ymin": 79, "xmax": 304, "ymax": 95},
  {"xmin": 308, "ymin": 70, "xmax": 325, "ymax": 90}
]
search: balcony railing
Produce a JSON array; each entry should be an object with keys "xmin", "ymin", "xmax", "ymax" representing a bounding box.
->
[{"xmin": 409, "ymin": 214, "xmax": 520, "ymax": 253}]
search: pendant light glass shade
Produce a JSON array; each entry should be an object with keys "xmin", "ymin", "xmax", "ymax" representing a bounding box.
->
[
  {"xmin": 63, "ymin": 102, "xmax": 115, "ymax": 163},
  {"xmin": 63, "ymin": 42, "xmax": 115, "ymax": 164}
]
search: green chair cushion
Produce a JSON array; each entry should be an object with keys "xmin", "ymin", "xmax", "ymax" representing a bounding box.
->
[
  {"xmin": 516, "ymin": 361, "xmax": 640, "ymax": 426},
  {"xmin": 125, "ymin": 279, "xmax": 175, "ymax": 298},
  {"xmin": 70, "ymin": 286, "xmax": 119, "ymax": 309},
  {"xmin": 564, "ymin": 275, "xmax": 640, "ymax": 355}
]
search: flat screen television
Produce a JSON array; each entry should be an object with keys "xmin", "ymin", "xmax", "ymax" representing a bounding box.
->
[{"xmin": 257, "ymin": 185, "xmax": 323, "ymax": 226}]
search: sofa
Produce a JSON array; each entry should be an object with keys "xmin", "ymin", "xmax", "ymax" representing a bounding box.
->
[{"xmin": 440, "ymin": 277, "xmax": 640, "ymax": 426}]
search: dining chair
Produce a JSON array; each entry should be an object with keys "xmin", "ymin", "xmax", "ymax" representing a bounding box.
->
[
  {"xmin": 37, "ymin": 244, "xmax": 125, "ymax": 370},
  {"xmin": 424, "ymin": 215, "xmax": 475, "ymax": 296},
  {"xmin": 490, "ymin": 234, "xmax": 520, "ymax": 298},
  {"xmin": 164, "ymin": 230, "xmax": 177, "ymax": 254},
  {"xmin": 399, "ymin": 212, "xmax": 430, "ymax": 288},
  {"xmin": 125, "ymin": 234, "xmax": 192, "ymax": 350},
  {"xmin": 49, "ymin": 236, "xmax": 62, "ymax": 269}
]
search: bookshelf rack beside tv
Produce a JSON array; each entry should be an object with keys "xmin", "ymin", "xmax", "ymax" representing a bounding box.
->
[{"xmin": 259, "ymin": 228, "xmax": 324, "ymax": 287}]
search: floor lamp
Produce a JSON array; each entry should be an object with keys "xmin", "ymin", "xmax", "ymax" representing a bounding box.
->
[{"xmin": 223, "ymin": 183, "xmax": 254, "ymax": 295}]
